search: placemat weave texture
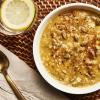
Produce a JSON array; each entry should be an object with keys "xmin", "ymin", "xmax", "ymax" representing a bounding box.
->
[{"xmin": 0, "ymin": 0, "xmax": 100, "ymax": 100}]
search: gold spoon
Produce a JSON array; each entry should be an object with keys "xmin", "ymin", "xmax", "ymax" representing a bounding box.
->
[{"xmin": 0, "ymin": 50, "xmax": 26, "ymax": 100}]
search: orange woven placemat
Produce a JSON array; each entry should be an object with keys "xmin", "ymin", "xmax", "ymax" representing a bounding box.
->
[{"xmin": 0, "ymin": 0, "xmax": 100, "ymax": 99}]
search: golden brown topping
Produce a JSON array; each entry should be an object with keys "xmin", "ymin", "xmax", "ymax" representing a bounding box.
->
[{"xmin": 40, "ymin": 10, "xmax": 100, "ymax": 87}]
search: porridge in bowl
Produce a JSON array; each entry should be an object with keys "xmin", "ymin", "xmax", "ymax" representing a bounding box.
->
[{"xmin": 40, "ymin": 10, "xmax": 100, "ymax": 87}]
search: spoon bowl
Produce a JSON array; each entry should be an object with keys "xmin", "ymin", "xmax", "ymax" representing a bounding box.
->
[{"xmin": 0, "ymin": 50, "xmax": 9, "ymax": 73}]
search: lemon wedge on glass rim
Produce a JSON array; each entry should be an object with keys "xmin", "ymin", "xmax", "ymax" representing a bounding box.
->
[{"xmin": 1, "ymin": 0, "xmax": 35, "ymax": 31}]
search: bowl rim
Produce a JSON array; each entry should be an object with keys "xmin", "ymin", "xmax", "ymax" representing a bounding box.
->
[{"xmin": 33, "ymin": 3, "xmax": 100, "ymax": 94}]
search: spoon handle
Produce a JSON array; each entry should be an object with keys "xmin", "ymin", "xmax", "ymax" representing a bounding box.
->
[{"xmin": 3, "ymin": 72, "xmax": 26, "ymax": 100}]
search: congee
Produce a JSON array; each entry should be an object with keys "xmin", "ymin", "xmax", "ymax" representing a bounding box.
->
[{"xmin": 40, "ymin": 10, "xmax": 100, "ymax": 87}]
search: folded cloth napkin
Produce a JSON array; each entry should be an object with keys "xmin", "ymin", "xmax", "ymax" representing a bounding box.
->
[{"xmin": 0, "ymin": 44, "xmax": 70, "ymax": 100}]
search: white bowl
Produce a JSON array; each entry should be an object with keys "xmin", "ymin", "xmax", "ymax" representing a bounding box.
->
[{"xmin": 33, "ymin": 3, "xmax": 100, "ymax": 94}]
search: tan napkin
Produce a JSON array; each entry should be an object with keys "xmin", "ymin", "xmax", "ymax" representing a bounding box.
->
[{"xmin": 0, "ymin": 44, "xmax": 70, "ymax": 100}]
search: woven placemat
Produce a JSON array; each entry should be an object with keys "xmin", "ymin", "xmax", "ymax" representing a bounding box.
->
[{"xmin": 0, "ymin": 0, "xmax": 100, "ymax": 100}]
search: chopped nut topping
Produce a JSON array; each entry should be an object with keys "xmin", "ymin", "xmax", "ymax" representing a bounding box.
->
[{"xmin": 40, "ymin": 10, "xmax": 100, "ymax": 87}]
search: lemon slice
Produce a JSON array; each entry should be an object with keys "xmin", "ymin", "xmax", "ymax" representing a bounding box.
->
[{"xmin": 1, "ymin": 0, "xmax": 35, "ymax": 31}]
